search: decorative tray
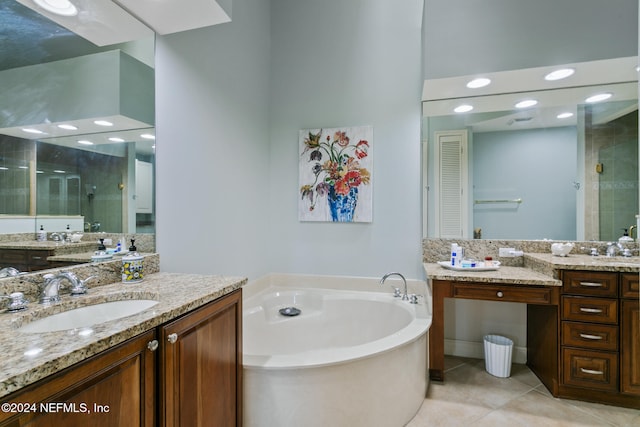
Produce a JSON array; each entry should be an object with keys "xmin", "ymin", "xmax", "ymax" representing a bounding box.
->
[{"xmin": 437, "ymin": 261, "xmax": 500, "ymax": 272}]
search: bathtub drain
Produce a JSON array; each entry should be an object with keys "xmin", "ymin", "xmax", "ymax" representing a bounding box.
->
[{"xmin": 279, "ymin": 307, "xmax": 301, "ymax": 317}]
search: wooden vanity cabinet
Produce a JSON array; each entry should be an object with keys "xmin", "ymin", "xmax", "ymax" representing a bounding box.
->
[
  {"xmin": 555, "ymin": 270, "xmax": 640, "ymax": 408},
  {"xmin": 0, "ymin": 249, "xmax": 54, "ymax": 272},
  {"xmin": 160, "ymin": 289, "xmax": 242, "ymax": 427},
  {"xmin": 0, "ymin": 330, "xmax": 157, "ymax": 427},
  {"xmin": 620, "ymin": 273, "xmax": 640, "ymax": 396},
  {"xmin": 0, "ymin": 289, "xmax": 243, "ymax": 427}
]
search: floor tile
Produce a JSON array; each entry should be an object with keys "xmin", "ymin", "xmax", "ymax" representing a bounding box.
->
[{"xmin": 406, "ymin": 356, "xmax": 640, "ymax": 427}]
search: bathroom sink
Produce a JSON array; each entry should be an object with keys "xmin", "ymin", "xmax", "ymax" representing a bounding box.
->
[{"xmin": 18, "ymin": 299, "xmax": 159, "ymax": 333}]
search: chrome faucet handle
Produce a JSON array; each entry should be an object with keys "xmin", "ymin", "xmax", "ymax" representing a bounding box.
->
[
  {"xmin": 0, "ymin": 267, "xmax": 20, "ymax": 278},
  {"xmin": 0, "ymin": 292, "xmax": 28, "ymax": 312},
  {"xmin": 70, "ymin": 275, "xmax": 96, "ymax": 296},
  {"xmin": 409, "ymin": 294, "xmax": 419, "ymax": 304},
  {"xmin": 392, "ymin": 287, "xmax": 402, "ymax": 298}
]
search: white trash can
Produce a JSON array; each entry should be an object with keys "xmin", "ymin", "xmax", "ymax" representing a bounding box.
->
[{"xmin": 483, "ymin": 334, "xmax": 513, "ymax": 378}]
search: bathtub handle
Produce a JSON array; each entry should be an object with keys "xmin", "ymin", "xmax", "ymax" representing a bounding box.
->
[
  {"xmin": 392, "ymin": 287, "xmax": 402, "ymax": 298},
  {"xmin": 167, "ymin": 333, "xmax": 178, "ymax": 344}
]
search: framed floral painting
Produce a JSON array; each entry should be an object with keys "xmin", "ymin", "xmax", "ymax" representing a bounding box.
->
[{"xmin": 299, "ymin": 126, "xmax": 373, "ymax": 222}]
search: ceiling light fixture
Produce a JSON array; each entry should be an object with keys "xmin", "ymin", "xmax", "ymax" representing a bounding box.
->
[
  {"xmin": 22, "ymin": 128, "xmax": 45, "ymax": 134},
  {"xmin": 108, "ymin": 137, "xmax": 125, "ymax": 143},
  {"xmin": 33, "ymin": 0, "xmax": 78, "ymax": 17},
  {"xmin": 53, "ymin": 170, "xmax": 66, "ymax": 174},
  {"xmin": 557, "ymin": 112, "xmax": 574, "ymax": 119},
  {"xmin": 77, "ymin": 140, "xmax": 94, "ymax": 145},
  {"xmin": 94, "ymin": 120, "xmax": 114, "ymax": 127},
  {"xmin": 0, "ymin": 167, "xmax": 9, "ymax": 171},
  {"xmin": 140, "ymin": 133, "xmax": 156, "ymax": 140},
  {"xmin": 585, "ymin": 93, "xmax": 612, "ymax": 103},
  {"xmin": 515, "ymin": 99, "xmax": 538, "ymax": 109},
  {"xmin": 453, "ymin": 104, "xmax": 474, "ymax": 113},
  {"xmin": 466, "ymin": 78, "xmax": 491, "ymax": 89},
  {"xmin": 544, "ymin": 68, "xmax": 575, "ymax": 81},
  {"xmin": 57, "ymin": 124, "xmax": 78, "ymax": 130}
]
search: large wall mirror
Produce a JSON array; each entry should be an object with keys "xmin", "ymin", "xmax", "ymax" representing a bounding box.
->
[
  {"xmin": 422, "ymin": 56, "xmax": 638, "ymax": 242},
  {"xmin": 0, "ymin": 1, "xmax": 155, "ymax": 240}
]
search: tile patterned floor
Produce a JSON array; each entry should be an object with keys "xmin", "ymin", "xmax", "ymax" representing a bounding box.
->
[{"xmin": 406, "ymin": 356, "xmax": 640, "ymax": 427}]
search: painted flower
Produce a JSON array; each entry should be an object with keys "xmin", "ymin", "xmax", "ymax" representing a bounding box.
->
[
  {"xmin": 300, "ymin": 129, "xmax": 371, "ymax": 212},
  {"xmin": 355, "ymin": 140, "xmax": 369, "ymax": 159}
]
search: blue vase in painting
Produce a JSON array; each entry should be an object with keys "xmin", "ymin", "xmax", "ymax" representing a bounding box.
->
[{"xmin": 328, "ymin": 186, "xmax": 358, "ymax": 222}]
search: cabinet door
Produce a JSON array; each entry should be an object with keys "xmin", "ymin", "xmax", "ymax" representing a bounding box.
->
[
  {"xmin": 621, "ymin": 299, "xmax": 640, "ymax": 395},
  {"xmin": 160, "ymin": 290, "xmax": 242, "ymax": 427},
  {"xmin": 0, "ymin": 330, "xmax": 157, "ymax": 427}
]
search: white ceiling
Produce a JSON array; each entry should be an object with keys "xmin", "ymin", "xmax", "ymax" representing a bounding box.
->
[{"xmin": 16, "ymin": 0, "xmax": 231, "ymax": 46}]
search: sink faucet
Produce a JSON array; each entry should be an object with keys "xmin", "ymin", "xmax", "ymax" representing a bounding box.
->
[
  {"xmin": 40, "ymin": 272, "xmax": 95, "ymax": 304},
  {"xmin": 605, "ymin": 242, "xmax": 624, "ymax": 257},
  {"xmin": 380, "ymin": 272, "xmax": 409, "ymax": 301}
]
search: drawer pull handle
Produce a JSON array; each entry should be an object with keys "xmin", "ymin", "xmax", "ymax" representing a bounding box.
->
[
  {"xmin": 579, "ymin": 333, "xmax": 603, "ymax": 340},
  {"xmin": 579, "ymin": 307, "xmax": 603, "ymax": 314},
  {"xmin": 580, "ymin": 368, "xmax": 604, "ymax": 375},
  {"xmin": 578, "ymin": 281, "xmax": 603, "ymax": 287},
  {"xmin": 496, "ymin": 291, "xmax": 504, "ymax": 298},
  {"xmin": 31, "ymin": 256, "xmax": 43, "ymax": 260}
]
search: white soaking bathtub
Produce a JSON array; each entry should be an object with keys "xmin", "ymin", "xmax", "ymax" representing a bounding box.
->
[{"xmin": 243, "ymin": 274, "xmax": 432, "ymax": 427}]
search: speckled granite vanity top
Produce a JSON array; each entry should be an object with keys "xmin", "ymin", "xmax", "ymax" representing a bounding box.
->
[
  {"xmin": 423, "ymin": 263, "xmax": 562, "ymax": 286},
  {"xmin": 524, "ymin": 252, "xmax": 640, "ymax": 273},
  {"xmin": 424, "ymin": 253, "xmax": 638, "ymax": 286},
  {"xmin": 0, "ymin": 272, "xmax": 246, "ymax": 398}
]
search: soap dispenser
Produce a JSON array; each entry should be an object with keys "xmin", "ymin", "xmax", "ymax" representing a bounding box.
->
[
  {"xmin": 619, "ymin": 229, "xmax": 634, "ymax": 243},
  {"xmin": 122, "ymin": 239, "xmax": 143, "ymax": 284}
]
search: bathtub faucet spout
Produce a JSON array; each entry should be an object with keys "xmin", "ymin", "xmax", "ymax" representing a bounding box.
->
[{"xmin": 380, "ymin": 272, "xmax": 408, "ymax": 301}]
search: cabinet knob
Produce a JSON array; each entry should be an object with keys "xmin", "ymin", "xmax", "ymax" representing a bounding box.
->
[
  {"xmin": 167, "ymin": 333, "xmax": 178, "ymax": 344},
  {"xmin": 147, "ymin": 340, "xmax": 159, "ymax": 352},
  {"xmin": 496, "ymin": 291, "xmax": 504, "ymax": 298}
]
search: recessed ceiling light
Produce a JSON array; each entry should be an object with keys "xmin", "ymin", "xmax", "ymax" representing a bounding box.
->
[
  {"xmin": 466, "ymin": 78, "xmax": 491, "ymax": 89},
  {"xmin": 19, "ymin": 166, "xmax": 29, "ymax": 170},
  {"xmin": 544, "ymin": 68, "xmax": 575, "ymax": 81},
  {"xmin": 453, "ymin": 104, "xmax": 474, "ymax": 113},
  {"xmin": 515, "ymin": 99, "xmax": 538, "ymax": 109},
  {"xmin": 33, "ymin": 0, "xmax": 78, "ymax": 17},
  {"xmin": 22, "ymin": 128, "xmax": 45, "ymax": 134},
  {"xmin": 77, "ymin": 140, "xmax": 94, "ymax": 145},
  {"xmin": 108, "ymin": 137, "xmax": 125, "ymax": 143},
  {"xmin": 0, "ymin": 167, "xmax": 9, "ymax": 171},
  {"xmin": 53, "ymin": 170, "xmax": 66, "ymax": 174},
  {"xmin": 140, "ymin": 133, "xmax": 156, "ymax": 140},
  {"xmin": 557, "ymin": 112, "xmax": 574, "ymax": 119},
  {"xmin": 57, "ymin": 124, "xmax": 78, "ymax": 130},
  {"xmin": 94, "ymin": 120, "xmax": 114, "ymax": 127},
  {"xmin": 585, "ymin": 93, "xmax": 612, "ymax": 103}
]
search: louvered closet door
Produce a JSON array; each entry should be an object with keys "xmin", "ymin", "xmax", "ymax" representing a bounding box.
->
[{"xmin": 434, "ymin": 130, "xmax": 468, "ymax": 238}]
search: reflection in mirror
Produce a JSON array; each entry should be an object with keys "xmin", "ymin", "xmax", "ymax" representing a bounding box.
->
[
  {"xmin": 0, "ymin": 1, "xmax": 155, "ymax": 276},
  {"xmin": 0, "ymin": 1, "xmax": 155, "ymax": 235},
  {"xmin": 422, "ymin": 57, "xmax": 638, "ymax": 241}
]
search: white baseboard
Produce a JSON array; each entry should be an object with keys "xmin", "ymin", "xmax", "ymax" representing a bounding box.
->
[{"xmin": 444, "ymin": 339, "xmax": 527, "ymax": 364}]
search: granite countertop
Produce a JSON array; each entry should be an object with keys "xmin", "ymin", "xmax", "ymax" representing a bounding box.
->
[
  {"xmin": 524, "ymin": 252, "xmax": 640, "ymax": 273},
  {"xmin": 0, "ymin": 240, "xmax": 96, "ymax": 254},
  {"xmin": 47, "ymin": 251, "xmax": 154, "ymax": 263},
  {"xmin": 423, "ymin": 262, "xmax": 562, "ymax": 286},
  {"xmin": 424, "ymin": 252, "xmax": 639, "ymax": 286},
  {"xmin": 0, "ymin": 272, "xmax": 246, "ymax": 398}
]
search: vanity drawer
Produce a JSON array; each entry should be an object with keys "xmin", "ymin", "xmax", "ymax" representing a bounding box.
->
[
  {"xmin": 0, "ymin": 249, "xmax": 28, "ymax": 264},
  {"xmin": 562, "ymin": 321, "xmax": 618, "ymax": 351},
  {"xmin": 27, "ymin": 250, "xmax": 51, "ymax": 266},
  {"xmin": 562, "ymin": 296, "xmax": 618, "ymax": 324},
  {"xmin": 562, "ymin": 348, "xmax": 618, "ymax": 391},
  {"xmin": 452, "ymin": 283, "xmax": 553, "ymax": 304},
  {"xmin": 562, "ymin": 271, "xmax": 618, "ymax": 297},
  {"xmin": 621, "ymin": 273, "xmax": 639, "ymax": 299}
]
